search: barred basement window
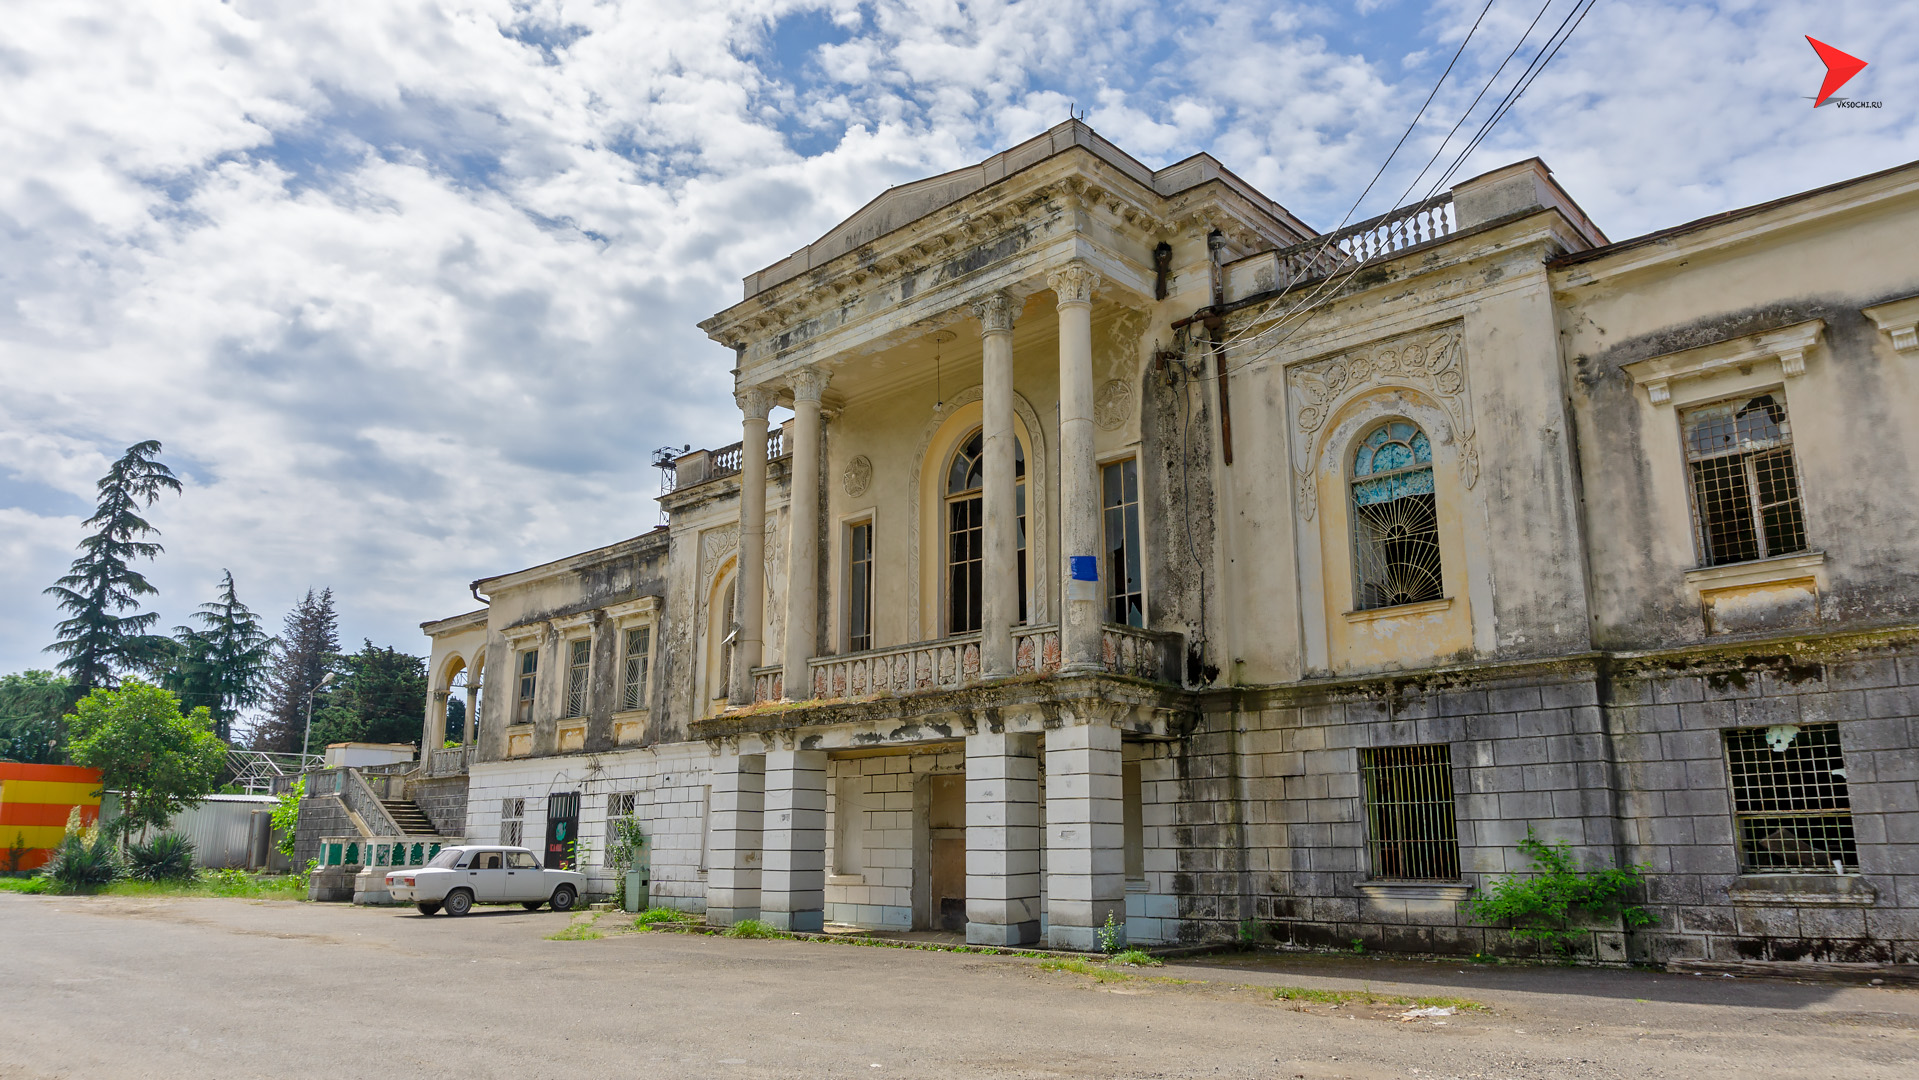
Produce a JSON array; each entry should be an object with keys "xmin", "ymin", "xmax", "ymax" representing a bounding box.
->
[
  {"xmin": 1361, "ymin": 744, "xmax": 1460, "ymax": 881},
  {"xmin": 1352, "ymin": 421, "xmax": 1444, "ymax": 610},
  {"xmin": 622, "ymin": 626, "xmax": 651, "ymax": 711},
  {"xmin": 604, "ymin": 792, "xmax": 637, "ymax": 866},
  {"xmin": 1725, "ymin": 723, "xmax": 1856, "ymax": 873},
  {"xmin": 500, "ymin": 798, "xmax": 524, "ymax": 847},
  {"xmin": 1682, "ymin": 393, "xmax": 1808, "ymax": 566},
  {"xmin": 565, "ymin": 638, "xmax": 590, "ymax": 718}
]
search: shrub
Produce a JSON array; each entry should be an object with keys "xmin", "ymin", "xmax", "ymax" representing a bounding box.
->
[
  {"xmin": 271, "ymin": 778, "xmax": 304, "ymax": 860},
  {"xmin": 38, "ymin": 811, "xmax": 122, "ymax": 893},
  {"xmin": 1469, "ymin": 826, "xmax": 1655, "ymax": 956},
  {"xmin": 1096, "ymin": 910, "xmax": 1125, "ymax": 953},
  {"xmin": 127, "ymin": 832, "xmax": 197, "ymax": 881}
]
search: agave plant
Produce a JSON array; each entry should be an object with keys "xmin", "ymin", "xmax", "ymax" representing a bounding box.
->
[
  {"xmin": 127, "ymin": 832, "xmax": 197, "ymax": 882},
  {"xmin": 38, "ymin": 811, "xmax": 122, "ymax": 893}
]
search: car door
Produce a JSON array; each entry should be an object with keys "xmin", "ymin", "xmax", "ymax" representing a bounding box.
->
[
  {"xmin": 506, "ymin": 850, "xmax": 545, "ymax": 901},
  {"xmin": 464, "ymin": 850, "xmax": 509, "ymax": 902}
]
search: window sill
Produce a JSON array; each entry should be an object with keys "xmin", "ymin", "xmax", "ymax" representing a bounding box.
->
[
  {"xmin": 1126, "ymin": 879, "xmax": 1149, "ymax": 893},
  {"xmin": 1356, "ymin": 881, "xmax": 1471, "ymax": 903},
  {"xmin": 1343, "ymin": 597, "xmax": 1452, "ymax": 624},
  {"xmin": 1684, "ymin": 551, "xmax": 1825, "ymax": 589},
  {"xmin": 826, "ymin": 873, "xmax": 866, "ymax": 887},
  {"xmin": 1728, "ymin": 873, "xmax": 1877, "ymax": 907}
]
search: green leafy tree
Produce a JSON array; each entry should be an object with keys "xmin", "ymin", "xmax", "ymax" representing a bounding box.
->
[
  {"xmin": 253, "ymin": 588, "xmax": 339, "ymax": 753},
  {"xmin": 308, "ymin": 641, "xmax": 428, "ymax": 748},
  {"xmin": 44, "ymin": 441, "xmax": 182, "ymax": 697},
  {"xmin": 271, "ymin": 777, "xmax": 304, "ymax": 859},
  {"xmin": 65, "ymin": 679, "xmax": 225, "ymax": 844},
  {"xmin": 165, "ymin": 570, "xmax": 276, "ymax": 743},
  {"xmin": 444, "ymin": 695, "xmax": 465, "ymax": 743},
  {"xmin": 0, "ymin": 671, "xmax": 72, "ymax": 763}
]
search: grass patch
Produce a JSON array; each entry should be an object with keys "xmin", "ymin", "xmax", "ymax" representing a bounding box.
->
[
  {"xmin": 0, "ymin": 869, "xmax": 304, "ymax": 899},
  {"xmin": 1271, "ymin": 985, "xmax": 1484, "ymax": 1010},
  {"xmin": 634, "ymin": 907, "xmax": 701, "ymax": 928},
  {"xmin": 1109, "ymin": 948, "xmax": 1162, "ymax": 967},
  {"xmin": 1039, "ymin": 958, "xmax": 1138, "ymax": 983},
  {"xmin": 722, "ymin": 918, "xmax": 781, "ymax": 939}
]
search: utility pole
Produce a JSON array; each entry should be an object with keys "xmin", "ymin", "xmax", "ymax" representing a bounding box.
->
[{"xmin": 301, "ymin": 672, "xmax": 336, "ymax": 760}]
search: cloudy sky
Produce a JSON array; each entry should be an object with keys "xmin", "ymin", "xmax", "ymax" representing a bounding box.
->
[{"xmin": 1, "ymin": 0, "xmax": 1912, "ymax": 688}]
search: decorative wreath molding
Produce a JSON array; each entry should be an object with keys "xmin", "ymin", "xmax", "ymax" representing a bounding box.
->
[
  {"xmin": 842, "ymin": 454, "xmax": 873, "ymax": 498},
  {"xmin": 1094, "ymin": 380, "xmax": 1134, "ymax": 431},
  {"xmin": 1287, "ymin": 321, "xmax": 1476, "ymax": 520}
]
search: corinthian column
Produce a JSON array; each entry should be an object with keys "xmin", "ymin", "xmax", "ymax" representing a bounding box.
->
[
  {"xmin": 1049, "ymin": 261, "xmax": 1102, "ymax": 674},
  {"xmin": 732, "ymin": 387, "xmax": 773, "ymax": 704},
  {"xmin": 782, "ymin": 366, "xmax": 830, "ymax": 698},
  {"xmin": 973, "ymin": 291, "xmax": 1019, "ymax": 679}
]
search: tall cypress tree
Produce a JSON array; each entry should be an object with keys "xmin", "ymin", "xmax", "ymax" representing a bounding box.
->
[
  {"xmin": 167, "ymin": 570, "xmax": 276, "ymax": 743},
  {"xmin": 44, "ymin": 441, "xmax": 183, "ymax": 697},
  {"xmin": 253, "ymin": 588, "xmax": 340, "ymax": 754}
]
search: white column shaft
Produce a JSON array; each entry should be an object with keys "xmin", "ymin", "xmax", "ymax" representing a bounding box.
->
[
  {"xmin": 782, "ymin": 371, "xmax": 828, "ymax": 698},
  {"xmin": 1052, "ymin": 264, "xmax": 1103, "ymax": 673},
  {"xmin": 734, "ymin": 391, "xmax": 772, "ymax": 704},
  {"xmin": 979, "ymin": 296, "xmax": 1019, "ymax": 678}
]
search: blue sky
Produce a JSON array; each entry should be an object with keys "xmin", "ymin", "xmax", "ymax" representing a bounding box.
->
[{"xmin": 0, "ymin": 1, "xmax": 1912, "ymax": 708}]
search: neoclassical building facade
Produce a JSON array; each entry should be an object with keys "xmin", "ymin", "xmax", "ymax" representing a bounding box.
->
[{"xmin": 422, "ymin": 123, "xmax": 1919, "ymax": 961}]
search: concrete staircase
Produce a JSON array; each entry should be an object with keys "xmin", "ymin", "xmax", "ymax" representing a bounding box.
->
[{"xmin": 380, "ymin": 799, "xmax": 439, "ymax": 836}]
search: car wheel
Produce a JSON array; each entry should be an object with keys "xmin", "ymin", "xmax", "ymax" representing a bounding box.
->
[
  {"xmin": 444, "ymin": 888, "xmax": 474, "ymax": 917},
  {"xmin": 521, "ymin": 901, "xmax": 544, "ymax": 911},
  {"xmin": 416, "ymin": 902, "xmax": 441, "ymax": 916},
  {"xmin": 549, "ymin": 884, "xmax": 577, "ymax": 912}
]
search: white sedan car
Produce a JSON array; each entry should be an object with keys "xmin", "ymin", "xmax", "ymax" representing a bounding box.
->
[{"xmin": 387, "ymin": 845, "xmax": 586, "ymax": 916}]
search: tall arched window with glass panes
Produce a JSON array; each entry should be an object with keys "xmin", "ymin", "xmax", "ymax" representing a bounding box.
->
[{"xmin": 1351, "ymin": 420, "xmax": 1443, "ymax": 611}]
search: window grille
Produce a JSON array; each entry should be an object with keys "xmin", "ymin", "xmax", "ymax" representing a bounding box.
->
[
  {"xmin": 944, "ymin": 429, "xmax": 1027, "ymax": 633},
  {"xmin": 1682, "ymin": 394, "xmax": 1807, "ymax": 566},
  {"xmin": 500, "ymin": 797, "xmax": 524, "ymax": 847},
  {"xmin": 1102, "ymin": 458, "xmax": 1145, "ymax": 627},
  {"xmin": 848, "ymin": 522, "xmax": 874, "ymax": 652},
  {"xmin": 565, "ymin": 638, "xmax": 590, "ymax": 717},
  {"xmin": 1351, "ymin": 421, "xmax": 1443, "ymax": 610},
  {"xmin": 1725, "ymin": 723, "xmax": 1855, "ymax": 873},
  {"xmin": 515, "ymin": 649, "xmax": 537, "ymax": 724},
  {"xmin": 604, "ymin": 792, "xmax": 637, "ymax": 866},
  {"xmin": 622, "ymin": 627, "xmax": 651, "ymax": 710},
  {"xmin": 1361, "ymin": 744, "xmax": 1460, "ymax": 881}
]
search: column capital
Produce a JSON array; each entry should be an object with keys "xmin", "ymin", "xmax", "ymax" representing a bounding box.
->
[
  {"xmin": 971, "ymin": 291, "xmax": 1018, "ymax": 335},
  {"xmin": 736, "ymin": 386, "xmax": 775, "ymax": 421},
  {"xmin": 1047, "ymin": 262, "xmax": 1101, "ymax": 306},
  {"xmin": 788, "ymin": 366, "xmax": 831, "ymax": 404}
]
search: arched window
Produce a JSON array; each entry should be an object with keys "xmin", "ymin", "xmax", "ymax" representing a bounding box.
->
[
  {"xmin": 945, "ymin": 429, "xmax": 1026, "ymax": 634},
  {"xmin": 707, "ymin": 570, "xmax": 737, "ymax": 707},
  {"xmin": 1351, "ymin": 420, "xmax": 1442, "ymax": 610}
]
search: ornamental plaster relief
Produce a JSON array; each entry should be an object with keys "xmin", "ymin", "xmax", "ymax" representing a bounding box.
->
[{"xmin": 1287, "ymin": 321, "xmax": 1477, "ymax": 520}]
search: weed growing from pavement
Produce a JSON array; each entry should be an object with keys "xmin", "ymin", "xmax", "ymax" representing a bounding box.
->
[
  {"xmin": 1271, "ymin": 985, "xmax": 1484, "ymax": 1010},
  {"xmin": 546, "ymin": 911, "xmax": 606, "ymax": 941},
  {"xmin": 1109, "ymin": 948, "xmax": 1162, "ymax": 967},
  {"xmin": 633, "ymin": 907, "xmax": 701, "ymax": 929}
]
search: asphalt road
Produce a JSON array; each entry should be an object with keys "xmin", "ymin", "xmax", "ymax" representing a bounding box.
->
[{"xmin": 3, "ymin": 894, "xmax": 1916, "ymax": 1079}]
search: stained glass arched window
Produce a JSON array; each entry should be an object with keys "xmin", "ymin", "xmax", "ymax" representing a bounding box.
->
[{"xmin": 1351, "ymin": 420, "xmax": 1443, "ymax": 610}]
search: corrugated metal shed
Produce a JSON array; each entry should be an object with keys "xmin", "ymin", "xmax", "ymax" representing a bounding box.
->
[{"xmin": 137, "ymin": 795, "xmax": 280, "ymax": 869}]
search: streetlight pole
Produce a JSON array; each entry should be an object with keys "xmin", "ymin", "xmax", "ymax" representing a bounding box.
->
[{"xmin": 302, "ymin": 672, "xmax": 336, "ymax": 761}]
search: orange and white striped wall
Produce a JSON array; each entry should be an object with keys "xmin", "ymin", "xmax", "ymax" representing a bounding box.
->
[{"xmin": 0, "ymin": 763, "xmax": 104, "ymax": 871}]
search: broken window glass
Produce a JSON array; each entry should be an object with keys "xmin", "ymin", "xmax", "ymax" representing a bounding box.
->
[
  {"xmin": 1725, "ymin": 722, "xmax": 1855, "ymax": 873},
  {"xmin": 1682, "ymin": 394, "xmax": 1808, "ymax": 566}
]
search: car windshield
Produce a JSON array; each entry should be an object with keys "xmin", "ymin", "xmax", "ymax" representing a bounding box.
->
[{"xmin": 425, "ymin": 849, "xmax": 464, "ymax": 869}]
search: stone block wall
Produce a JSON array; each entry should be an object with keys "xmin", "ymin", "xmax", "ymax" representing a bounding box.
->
[
  {"xmin": 824, "ymin": 749, "xmax": 962, "ymax": 929},
  {"xmin": 1157, "ymin": 641, "xmax": 1919, "ymax": 963},
  {"xmin": 407, "ymin": 775, "xmax": 469, "ymax": 838}
]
